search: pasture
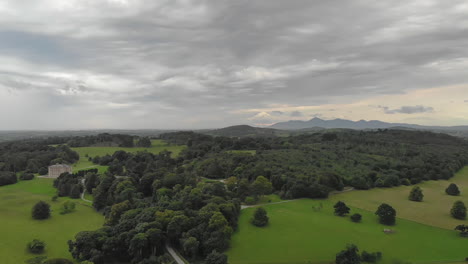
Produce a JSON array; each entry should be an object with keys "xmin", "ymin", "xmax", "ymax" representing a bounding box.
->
[
  {"xmin": 0, "ymin": 178, "xmax": 104, "ymax": 263},
  {"xmin": 228, "ymin": 199, "xmax": 468, "ymax": 264},
  {"xmin": 332, "ymin": 167, "xmax": 468, "ymax": 230}
]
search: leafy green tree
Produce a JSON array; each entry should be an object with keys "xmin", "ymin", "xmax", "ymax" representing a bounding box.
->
[
  {"xmin": 334, "ymin": 201, "xmax": 350, "ymax": 216},
  {"xmin": 84, "ymin": 173, "xmax": 99, "ymax": 194},
  {"xmin": 350, "ymin": 213, "xmax": 362, "ymax": 223},
  {"xmin": 146, "ymin": 228, "xmax": 164, "ymax": 256},
  {"xmin": 336, "ymin": 244, "xmax": 360, "ymax": 264},
  {"xmin": 106, "ymin": 200, "xmax": 132, "ymax": 225},
  {"xmin": 251, "ymin": 207, "xmax": 269, "ymax": 227},
  {"xmin": 27, "ymin": 239, "xmax": 46, "ymax": 254},
  {"xmin": 38, "ymin": 167, "xmax": 48, "ymax": 175},
  {"xmin": 205, "ymin": 250, "xmax": 228, "ymax": 264},
  {"xmin": 375, "ymin": 203, "xmax": 396, "ymax": 225},
  {"xmin": 182, "ymin": 236, "xmax": 199, "ymax": 259},
  {"xmin": 408, "ymin": 186, "xmax": 423, "ymax": 202},
  {"xmin": 251, "ymin": 176, "xmax": 273, "ymax": 199},
  {"xmin": 32, "ymin": 201, "xmax": 51, "ymax": 220},
  {"xmin": 70, "ymin": 184, "xmax": 81, "ymax": 199},
  {"xmin": 451, "ymin": 201, "xmax": 467, "ymax": 220},
  {"xmin": 136, "ymin": 137, "xmax": 152, "ymax": 148},
  {"xmin": 129, "ymin": 233, "xmax": 148, "ymax": 260},
  {"xmin": 446, "ymin": 183, "xmax": 460, "ymax": 196}
]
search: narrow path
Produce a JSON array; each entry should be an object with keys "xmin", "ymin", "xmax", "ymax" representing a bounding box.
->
[
  {"xmin": 166, "ymin": 243, "xmax": 186, "ymax": 264},
  {"xmin": 80, "ymin": 178, "xmax": 92, "ymax": 203}
]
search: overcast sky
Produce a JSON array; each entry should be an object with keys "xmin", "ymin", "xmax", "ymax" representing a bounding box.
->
[{"xmin": 1, "ymin": 0, "xmax": 468, "ymax": 130}]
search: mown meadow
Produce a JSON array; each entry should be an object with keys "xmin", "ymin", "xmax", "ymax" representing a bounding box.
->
[
  {"xmin": 228, "ymin": 167, "xmax": 468, "ymax": 264},
  {"xmin": 0, "ymin": 178, "xmax": 104, "ymax": 263}
]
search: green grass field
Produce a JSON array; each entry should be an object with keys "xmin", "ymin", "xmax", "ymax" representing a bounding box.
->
[
  {"xmin": 228, "ymin": 167, "xmax": 468, "ymax": 264},
  {"xmin": 331, "ymin": 167, "xmax": 468, "ymax": 230},
  {"xmin": 228, "ymin": 199, "xmax": 468, "ymax": 264},
  {"xmin": 0, "ymin": 178, "xmax": 104, "ymax": 264},
  {"xmin": 71, "ymin": 139, "xmax": 186, "ymax": 173}
]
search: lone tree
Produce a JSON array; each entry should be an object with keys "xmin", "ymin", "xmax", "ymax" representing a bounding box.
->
[
  {"xmin": 446, "ymin": 183, "xmax": 460, "ymax": 196},
  {"xmin": 375, "ymin": 203, "xmax": 396, "ymax": 225},
  {"xmin": 455, "ymin": 224, "xmax": 468, "ymax": 237},
  {"xmin": 451, "ymin": 201, "xmax": 467, "ymax": 220},
  {"xmin": 334, "ymin": 201, "xmax": 350, "ymax": 216},
  {"xmin": 27, "ymin": 239, "xmax": 46, "ymax": 254},
  {"xmin": 350, "ymin": 213, "xmax": 362, "ymax": 223},
  {"xmin": 408, "ymin": 186, "xmax": 424, "ymax": 202},
  {"xmin": 32, "ymin": 201, "xmax": 51, "ymax": 220},
  {"xmin": 336, "ymin": 244, "xmax": 360, "ymax": 264},
  {"xmin": 251, "ymin": 207, "xmax": 269, "ymax": 227}
]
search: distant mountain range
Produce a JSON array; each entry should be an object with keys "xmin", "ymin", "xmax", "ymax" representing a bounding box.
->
[{"xmin": 270, "ymin": 117, "xmax": 468, "ymax": 131}]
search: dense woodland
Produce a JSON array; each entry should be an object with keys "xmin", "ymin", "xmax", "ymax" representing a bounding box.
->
[
  {"xmin": 0, "ymin": 140, "xmax": 79, "ymax": 182},
  {"xmin": 1, "ymin": 130, "xmax": 468, "ymax": 263},
  {"xmin": 66, "ymin": 130, "xmax": 468, "ymax": 264}
]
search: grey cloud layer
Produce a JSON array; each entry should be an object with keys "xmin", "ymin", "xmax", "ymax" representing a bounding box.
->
[
  {"xmin": 1, "ymin": 0, "xmax": 468, "ymax": 129},
  {"xmin": 379, "ymin": 105, "xmax": 435, "ymax": 115}
]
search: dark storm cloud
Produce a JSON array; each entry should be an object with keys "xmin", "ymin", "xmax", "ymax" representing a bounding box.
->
[
  {"xmin": 0, "ymin": 0, "xmax": 467, "ymax": 129},
  {"xmin": 379, "ymin": 105, "xmax": 435, "ymax": 114}
]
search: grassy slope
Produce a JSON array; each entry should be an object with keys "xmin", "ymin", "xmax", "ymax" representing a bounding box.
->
[
  {"xmin": 0, "ymin": 178, "xmax": 104, "ymax": 264},
  {"xmin": 331, "ymin": 167, "xmax": 468, "ymax": 230},
  {"xmin": 228, "ymin": 199, "xmax": 468, "ymax": 264},
  {"xmin": 71, "ymin": 139, "xmax": 186, "ymax": 173}
]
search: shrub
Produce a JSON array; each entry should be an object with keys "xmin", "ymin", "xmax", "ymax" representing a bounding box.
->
[
  {"xmin": 0, "ymin": 171, "xmax": 17, "ymax": 186},
  {"xmin": 361, "ymin": 250, "xmax": 382, "ymax": 263},
  {"xmin": 451, "ymin": 201, "xmax": 467, "ymax": 220},
  {"xmin": 52, "ymin": 195, "xmax": 58, "ymax": 202},
  {"xmin": 25, "ymin": 256, "xmax": 48, "ymax": 264},
  {"xmin": 20, "ymin": 172, "xmax": 35, "ymax": 181},
  {"xmin": 455, "ymin": 224, "xmax": 468, "ymax": 237},
  {"xmin": 245, "ymin": 196, "xmax": 256, "ymax": 205},
  {"xmin": 446, "ymin": 183, "xmax": 460, "ymax": 196},
  {"xmin": 350, "ymin": 213, "xmax": 362, "ymax": 223},
  {"xmin": 251, "ymin": 207, "xmax": 269, "ymax": 227},
  {"xmin": 32, "ymin": 201, "xmax": 51, "ymax": 220},
  {"xmin": 349, "ymin": 176, "xmax": 370, "ymax": 190},
  {"xmin": 400, "ymin": 178, "xmax": 411, "ymax": 186},
  {"xmin": 43, "ymin": 259, "xmax": 74, "ymax": 264},
  {"xmin": 38, "ymin": 167, "xmax": 48, "ymax": 175},
  {"xmin": 27, "ymin": 239, "xmax": 46, "ymax": 254},
  {"xmin": 60, "ymin": 201, "xmax": 76, "ymax": 215}
]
